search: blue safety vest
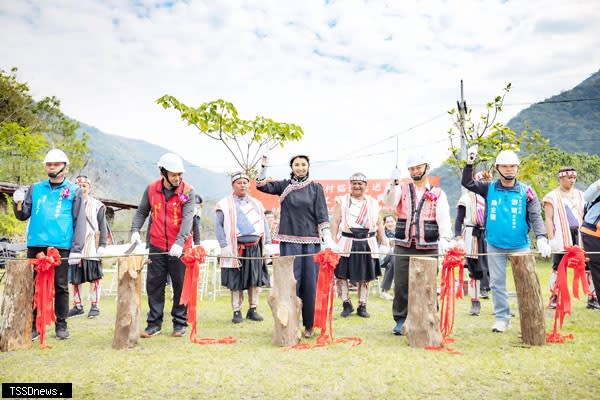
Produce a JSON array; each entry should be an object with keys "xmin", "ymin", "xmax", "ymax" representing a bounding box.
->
[
  {"xmin": 27, "ymin": 179, "xmax": 78, "ymax": 249},
  {"xmin": 485, "ymin": 180, "xmax": 529, "ymax": 249}
]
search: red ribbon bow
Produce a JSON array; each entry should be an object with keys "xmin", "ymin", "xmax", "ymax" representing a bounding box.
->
[
  {"xmin": 29, "ymin": 247, "xmax": 62, "ymax": 348},
  {"xmin": 426, "ymin": 246, "xmax": 465, "ymax": 354},
  {"xmin": 546, "ymin": 246, "xmax": 589, "ymax": 343},
  {"xmin": 293, "ymin": 248, "xmax": 362, "ymax": 349},
  {"xmin": 180, "ymin": 246, "xmax": 236, "ymax": 345}
]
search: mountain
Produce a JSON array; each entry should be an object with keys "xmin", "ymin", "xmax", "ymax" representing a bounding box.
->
[
  {"xmin": 507, "ymin": 69, "xmax": 600, "ymax": 154},
  {"xmin": 75, "ymin": 122, "xmax": 230, "ymax": 203},
  {"xmin": 433, "ymin": 68, "xmax": 600, "ymax": 218}
]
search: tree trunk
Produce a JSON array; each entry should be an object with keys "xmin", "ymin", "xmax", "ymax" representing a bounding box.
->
[
  {"xmin": 0, "ymin": 260, "xmax": 33, "ymax": 351},
  {"xmin": 112, "ymin": 256, "xmax": 145, "ymax": 350},
  {"xmin": 268, "ymin": 256, "xmax": 301, "ymax": 346},
  {"xmin": 403, "ymin": 257, "xmax": 442, "ymax": 348},
  {"xmin": 510, "ymin": 254, "xmax": 546, "ymax": 346}
]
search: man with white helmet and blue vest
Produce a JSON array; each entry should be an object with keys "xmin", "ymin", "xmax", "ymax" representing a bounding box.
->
[
  {"xmin": 13, "ymin": 148, "xmax": 86, "ymax": 340},
  {"xmin": 130, "ymin": 153, "xmax": 196, "ymax": 338},
  {"xmin": 385, "ymin": 153, "xmax": 453, "ymax": 335},
  {"xmin": 462, "ymin": 146, "xmax": 551, "ymax": 333}
]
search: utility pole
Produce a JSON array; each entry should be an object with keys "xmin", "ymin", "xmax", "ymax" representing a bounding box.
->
[{"xmin": 457, "ymin": 80, "xmax": 468, "ymax": 161}]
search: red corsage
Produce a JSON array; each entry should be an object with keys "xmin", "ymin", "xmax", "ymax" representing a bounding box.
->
[
  {"xmin": 424, "ymin": 190, "xmax": 439, "ymax": 202},
  {"xmin": 59, "ymin": 187, "xmax": 71, "ymax": 200}
]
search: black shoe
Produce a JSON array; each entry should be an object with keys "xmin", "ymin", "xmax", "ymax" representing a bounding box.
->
[
  {"xmin": 549, "ymin": 295, "xmax": 557, "ymax": 309},
  {"xmin": 587, "ymin": 298, "xmax": 600, "ymax": 310},
  {"xmin": 67, "ymin": 306, "xmax": 84, "ymax": 318},
  {"xmin": 469, "ymin": 300, "xmax": 481, "ymax": 316},
  {"xmin": 32, "ymin": 330, "xmax": 39, "ymax": 341},
  {"xmin": 172, "ymin": 325, "xmax": 186, "ymax": 337},
  {"xmin": 140, "ymin": 326, "xmax": 161, "ymax": 338},
  {"xmin": 232, "ymin": 310, "xmax": 243, "ymax": 324},
  {"xmin": 87, "ymin": 305, "xmax": 100, "ymax": 318},
  {"xmin": 340, "ymin": 301, "xmax": 354, "ymax": 318},
  {"xmin": 480, "ymin": 289, "xmax": 490, "ymax": 299},
  {"xmin": 55, "ymin": 327, "xmax": 70, "ymax": 340},
  {"xmin": 356, "ymin": 304, "xmax": 370, "ymax": 318},
  {"xmin": 246, "ymin": 308, "xmax": 264, "ymax": 321}
]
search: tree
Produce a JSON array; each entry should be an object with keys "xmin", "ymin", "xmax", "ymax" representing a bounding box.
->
[
  {"xmin": 156, "ymin": 96, "xmax": 304, "ymax": 177},
  {"xmin": 0, "ymin": 67, "xmax": 88, "ymax": 183},
  {"xmin": 446, "ymin": 84, "xmax": 600, "ymax": 198}
]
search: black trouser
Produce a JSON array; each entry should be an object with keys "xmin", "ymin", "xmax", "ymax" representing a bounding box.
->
[
  {"xmin": 552, "ymin": 228, "xmax": 581, "ymax": 271},
  {"xmin": 392, "ymin": 244, "xmax": 437, "ymax": 321},
  {"xmin": 146, "ymin": 244, "xmax": 187, "ymax": 329},
  {"xmin": 582, "ymin": 232, "xmax": 600, "ymax": 299},
  {"xmin": 28, "ymin": 247, "xmax": 70, "ymax": 331},
  {"xmin": 380, "ymin": 254, "xmax": 394, "ymax": 291}
]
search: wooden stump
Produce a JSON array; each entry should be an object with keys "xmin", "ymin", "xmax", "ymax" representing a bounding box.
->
[
  {"xmin": 510, "ymin": 254, "xmax": 546, "ymax": 346},
  {"xmin": 403, "ymin": 257, "xmax": 442, "ymax": 348},
  {"xmin": 268, "ymin": 256, "xmax": 301, "ymax": 346},
  {"xmin": 0, "ymin": 260, "xmax": 33, "ymax": 351},
  {"xmin": 112, "ymin": 256, "xmax": 145, "ymax": 349}
]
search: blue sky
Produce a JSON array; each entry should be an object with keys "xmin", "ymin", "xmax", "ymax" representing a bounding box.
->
[{"xmin": 2, "ymin": 0, "xmax": 600, "ymax": 179}]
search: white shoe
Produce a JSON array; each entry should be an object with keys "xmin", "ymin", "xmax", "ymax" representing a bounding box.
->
[
  {"xmin": 380, "ymin": 291, "xmax": 393, "ymax": 301},
  {"xmin": 491, "ymin": 320, "xmax": 511, "ymax": 333}
]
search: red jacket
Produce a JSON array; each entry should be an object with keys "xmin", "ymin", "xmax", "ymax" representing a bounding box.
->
[{"xmin": 148, "ymin": 179, "xmax": 192, "ymax": 251}]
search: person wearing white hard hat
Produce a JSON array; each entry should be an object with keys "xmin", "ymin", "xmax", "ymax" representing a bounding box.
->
[
  {"xmin": 67, "ymin": 176, "xmax": 110, "ymax": 319},
  {"xmin": 462, "ymin": 145, "xmax": 550, "ymax": 333},
  {"xmin": 330, "ymin": 173, "xmax": 388, "ymax": 318},
  {"xmin": 13, "ymin": 148, "xmax": 86, "ymax": 340},
  {"xmin": 455, "ymin": 170, "xmax": 492, "ymax": 317},
  {"xmin": 130, "ymin": 152, "xmax": 196, "ymax": 338},
  {"xmin": 215, "ymin": 172, "xmax": 271, "ymax": 323},
  {"xmin": 384, "ymin": 153, "xmax": 452, "ymax": 335},
  {"xmin": 543, "ymin": 167, "xmax": 598, "ymax": 310}
]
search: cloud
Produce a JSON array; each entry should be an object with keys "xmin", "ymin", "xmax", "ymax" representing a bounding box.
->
[{"xmin": 1, "ymin": 0, "xmax": 600, "ymax": 180}]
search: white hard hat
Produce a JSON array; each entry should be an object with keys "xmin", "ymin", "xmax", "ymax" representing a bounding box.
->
[
  {"xmin": 44, "ymin": 149, "xmax": 69, "ymax": 164},
  {"xmin": 157, "ymin": 153, "xmax": 185, "ymax": 173},
  {"xmin": 406, "ymin": 153, "xmax": 428, "ymax": 169},
  {"xmin": 495, "ymin": 150, "xmax": 520, "ymax": 166}
]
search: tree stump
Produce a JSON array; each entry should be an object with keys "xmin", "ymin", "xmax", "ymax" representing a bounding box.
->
[
  {"xmin": 0, "ymin": 260, "xmax": 33, "ymax": 351},
  {"xmin": 510, "ymin": 254, "xmax": 546, "ymax": 346},
  {"xmin": 268, "ymin": 256, "xmax": 301, "ymax": 346},
  {"xmin": 403, "ymin": 257, "xmax": 442, "ymax": 348},
  {"xmin": 112, "ymin": 256, "xmax": 145, "ymax": 349}
]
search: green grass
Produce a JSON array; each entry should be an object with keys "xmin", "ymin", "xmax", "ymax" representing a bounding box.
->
[{"xmin": 1, "ymin": 261, "xmax": 599, "ymax": 400}]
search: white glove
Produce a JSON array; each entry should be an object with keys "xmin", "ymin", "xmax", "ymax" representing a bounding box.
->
[
  {"xmin": 549, "ymin": 237, "xmax": 563, "ymax": 253},
  {"xmin": 13, "ymin": 188, "xmax": 26, "ymax": 203},
  {"xmin": 466, "ymin": 144, "xmax": 478, "ymax": 164},
  {"xmin": 390, "ymin": 167, "xmax": 402, "ymax": 181},
  {"xmin": 438, "ymin": 238, "xmax": 454, "ymax": 255},
  {"xmin": 68, "ymin": 252, "xmax": 82, "ymax": 265},
  {"xmin": 454, "ymin": 236, "xmax": 465, "ymax": 250},
  {"xmin": 220, "ymin": 245, "xmax": 234, "ymax": 258},
  {"xmin": 130, "ymin": 231, "xmax": 141, "ymax": 245},
  {"xmin": 96, "ymin": 246, "xmax": 106, "ymax": 257},
  {"xmin": 321, "ymin": 228, "xmax": 334, "ymax": 250},
  {"xmin": 536, "ymin": 237, "xmax": 552, "ymax": 258},
  {"xmin": 169, "ymin": 243, "xmax": 183, "ymax": 258}
]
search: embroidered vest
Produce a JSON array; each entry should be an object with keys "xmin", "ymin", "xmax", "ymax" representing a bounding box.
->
[{"xmin": 394, "ymin": 183, "xmax": 440, "ymax": 250}]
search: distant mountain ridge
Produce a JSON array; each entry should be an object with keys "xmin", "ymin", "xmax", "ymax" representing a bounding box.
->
[
  {"xmin": 76, "ymin": 122, "xmax": 230, "ymax": 203},
  {"xmin": 507, "ymin": 69, "xmax": 600, "ymax": 154}
]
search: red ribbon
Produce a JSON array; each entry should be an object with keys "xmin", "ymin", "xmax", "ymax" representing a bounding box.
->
[
  {"xmin": 180, "ymin": 246, "xmax": 236, "ymax": 345},
  {"xmin": 293, "ymin": 248, "xmax": 362, "ymax": 349},
  {"xmin": 29, "ymin": 247, "xmax": 62, "ymax": 348},
  {"xmin": 546, "ymin": 246, "xmax": 589, "ymax": 344},
  {"xmin": 426, "ymin": 246, "xmax": 465, "ymax": 355}
]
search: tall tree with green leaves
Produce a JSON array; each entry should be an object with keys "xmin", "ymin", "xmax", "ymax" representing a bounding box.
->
[
  {"xmin": 156, "ymin": 96, "xmax": 304, "ymax": 177},
  {"xmin": 0, "ymin": 67, "xmax": 88, "ymax": 183}
]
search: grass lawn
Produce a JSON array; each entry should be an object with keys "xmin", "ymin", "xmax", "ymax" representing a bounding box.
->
[{"xmin": 1, "ymin": 260, "xmax": 599, "ymax": 400}]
